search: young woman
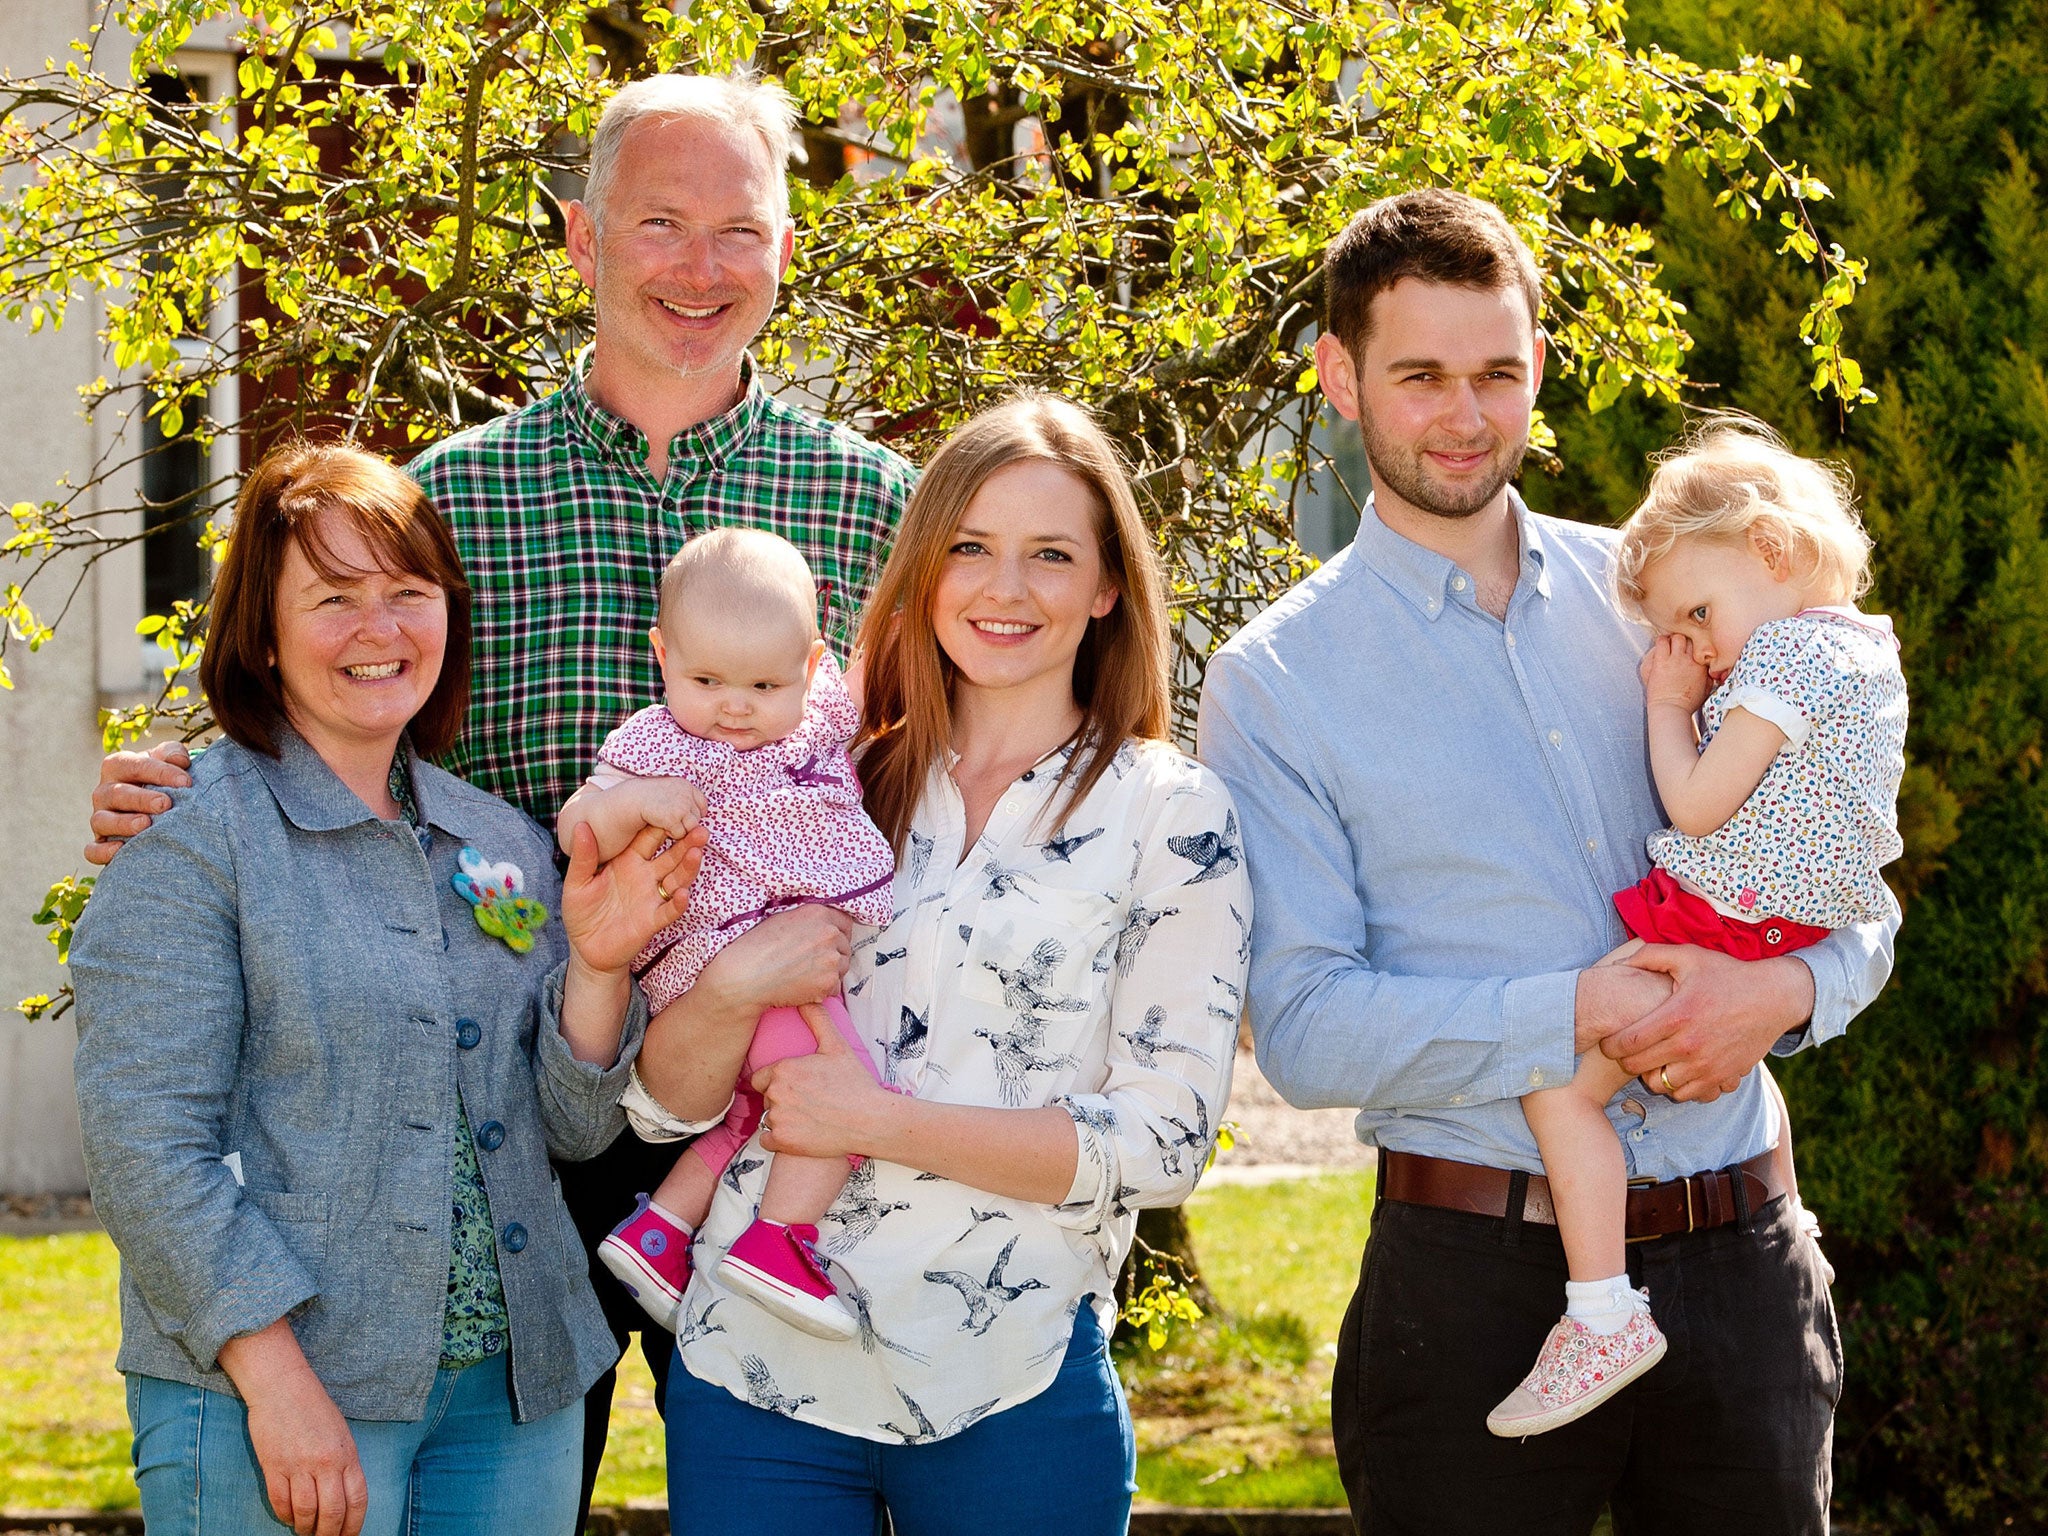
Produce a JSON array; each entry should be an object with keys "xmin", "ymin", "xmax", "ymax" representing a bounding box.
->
[
  {"xmin": 634, "ymin": 394, "xmax": 1250, "ymax": 1535},
  {"xmin": 69, "ymin": 442, "xmax": 697, "ymax": 1536}
]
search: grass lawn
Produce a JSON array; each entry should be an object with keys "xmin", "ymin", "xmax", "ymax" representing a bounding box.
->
[
  {"xmin": 0, "ymin": 1171, "xmax": 1371, "ymax": 1514},
  {"xmin": 1123, "ymin": 1171, "xmax": 1370, "ymax": 1508}
]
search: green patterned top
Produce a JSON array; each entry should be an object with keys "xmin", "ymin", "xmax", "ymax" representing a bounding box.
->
[
  {"xmin": 407, "ymin": 354, "xmax": 915, "ymax": 829},
  {"xmin": 388, "ymin": 754, "xmax": 510, "ymax": 1368}
]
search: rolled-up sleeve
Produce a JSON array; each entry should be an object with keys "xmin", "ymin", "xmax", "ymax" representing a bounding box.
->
[
  {"xmin": 531, "ymin": 963, "xmax": 650, "ymax": 1162},
  {"xmin": 1199, "ymin": 650, "xmax": 1578, "ymax": 1113},
  {"xmin": 70, "ymin": 796, "xmax": 317, "ymax": 1373},
  {"xmin": 1777, "ymin": 884, "xmax": 1900, "ymax": 1055},
  {"xmin": 1048, "ymin": 775, "xmax": 1248, "ymax": 1235}
]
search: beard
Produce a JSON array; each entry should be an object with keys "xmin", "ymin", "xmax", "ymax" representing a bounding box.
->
[{"xmin": 1355, "ymin": 405, "xmax": 1529, "ymax": 521}]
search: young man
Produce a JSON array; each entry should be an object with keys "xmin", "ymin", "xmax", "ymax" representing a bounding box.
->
[
  {"xmin": 86, "ymin": 74, "xmax": 913, "ymax": 1529},
  {"xmin": 1198, "ymin": 189, "xmax": 1895, "ymax": 1534}
]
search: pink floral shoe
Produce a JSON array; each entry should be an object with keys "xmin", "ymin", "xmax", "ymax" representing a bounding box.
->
[
  {"xmin": 717, "ymin": 1220, "xmax": 858, "ymax": 1341},
  {"xmin": 1486, "ymin": 1294, "xmax": 1667, "ymax": 1438},
  {"xmin": 598, "ymin": 1193, "xmax": 692, "ymax": 1332}
]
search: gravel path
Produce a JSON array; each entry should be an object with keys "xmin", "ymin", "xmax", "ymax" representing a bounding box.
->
[{"xmin": 1211, "ymin": 1046, "xmax": 1374, "ymax": 1177}]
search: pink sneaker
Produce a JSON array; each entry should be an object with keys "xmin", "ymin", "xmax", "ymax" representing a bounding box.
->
[
  {"xmin": 598, "ymin": 1193, "xmax": 692, "ymax": 1331},
  {"xmin": 1486, "ymin": 1294, "xmax": 1667, "ymax": 1438},
  {"xmin": 716, "ymin": 1220, "xmax": 858, "ymax": 1341}
]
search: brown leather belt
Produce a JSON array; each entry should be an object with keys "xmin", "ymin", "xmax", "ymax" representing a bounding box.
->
[{"xmin": 1381, "ymin": 1148, "xmax": 1785, "ymax": 1243}]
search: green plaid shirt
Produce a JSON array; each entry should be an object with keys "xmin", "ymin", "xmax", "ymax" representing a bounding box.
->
[{"xmin": 409, "ymin": 357, "xmax": 914, "ymax": 827}]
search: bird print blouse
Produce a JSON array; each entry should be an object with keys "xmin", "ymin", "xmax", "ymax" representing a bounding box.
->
[{"xmin": 675, "ymin": 736, "xmax": 1249, "ymax": 1443}]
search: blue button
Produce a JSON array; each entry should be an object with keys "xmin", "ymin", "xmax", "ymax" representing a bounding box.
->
[
  {"xmin": 501, "ymin": 1223, "xmax": 527, "ymax": 1253},
  {"xmin": 455, "ymin": 1019, "xmax": 482, "ymax": 1049},
  {"xmin": 476, "ymin": 1120, "xmax": 505, "ymax": 1151}
]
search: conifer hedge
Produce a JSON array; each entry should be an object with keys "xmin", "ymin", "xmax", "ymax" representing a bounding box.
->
[{"xmin": 1522, "ymin": 2, "xmax": 2048, "ymax": 1525}]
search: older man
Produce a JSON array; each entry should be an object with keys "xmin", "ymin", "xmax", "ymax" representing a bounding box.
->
[
  {"xmin": 1199, "ymin": 190, "xmax": 1896, "ymax": 1534},
  {"xmin": 87, "ymin": 73, "xmax": 912, "ymax": 1523}
]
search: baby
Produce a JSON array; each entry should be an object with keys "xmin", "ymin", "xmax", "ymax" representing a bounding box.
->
[
  {"xmin": 558, "ymin": 529, "xmax": 895, "ymax": 1341},
  {"xmin": 1487, "ymin": 418, "xmax": 1907, "ymax": 1437}
]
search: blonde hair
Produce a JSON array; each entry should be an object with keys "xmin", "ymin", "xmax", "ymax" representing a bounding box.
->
[
  {"xmin": 1616, "ymin": 415, "xmax": 1873, "ymax": 616},
  {"xmin": 659, "ymin": 528, "xmax": 819, "ymax": 643},
  {"xmin": 853, "ymin": 393, "xmax": 1172, "ymax": 853},
  {"xmin": 584, "ymin": 72, "xmax": 800, "ymax": 233}
]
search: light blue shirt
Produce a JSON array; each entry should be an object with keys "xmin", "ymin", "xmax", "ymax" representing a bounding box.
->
[{"xmin": 1197, "ymin": 496, "xmax": 1898, "ymax": 1180}]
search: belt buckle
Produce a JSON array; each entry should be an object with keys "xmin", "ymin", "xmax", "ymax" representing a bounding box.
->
[{"xmin": 1623, "ymin": 1173, "xmax": 1695, "ymax": 1243}]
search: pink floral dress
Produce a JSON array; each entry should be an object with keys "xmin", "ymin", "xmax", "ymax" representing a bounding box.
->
[{"xmin": 593, "ymin": 652, "xmax": 896, "ymax": 1012}]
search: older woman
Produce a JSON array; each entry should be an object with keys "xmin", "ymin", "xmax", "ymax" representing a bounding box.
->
[
  {"xmin": 69, "ymin": 442, "xmax": 698, "ymax": 1536},
  {"xmin": 632, "ymin": 395, "xmax": 1249, "ymax": 1535}
]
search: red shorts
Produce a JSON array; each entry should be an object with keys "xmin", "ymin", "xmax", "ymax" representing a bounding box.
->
[{"xmin": 1613, "ymin": 868, "xmax": 1830, "ymax": 959}]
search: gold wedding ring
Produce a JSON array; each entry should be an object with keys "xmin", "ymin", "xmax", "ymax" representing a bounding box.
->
[
  {"xmin": 1659, "ymin": 1065, "xmax": 1676, "ymax": 1094},
  {"xmin": 655, "ymin": 881, "xmax": 671, "ymax": 903}
]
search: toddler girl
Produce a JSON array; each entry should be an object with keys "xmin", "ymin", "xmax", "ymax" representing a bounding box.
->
[
  {"xmin": 1487, "ymin": 418, "xmax": 1907, "ymax": 1437},
  {"xmin": 557, "ymin": 528, "xmax": 896, "ymax": 1342}
]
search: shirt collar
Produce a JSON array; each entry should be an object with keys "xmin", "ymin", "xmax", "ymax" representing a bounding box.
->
[
  {"xmin": 251, "ymin": 722, "xmax": 496, "ymax": 842},
  {"xmin": 1349, "ymin": 488, "xmax": 1552, "ymax": 621},
  {"xmin": 559, "ymin": 347, "xmax": 767, "ymax": 474}
]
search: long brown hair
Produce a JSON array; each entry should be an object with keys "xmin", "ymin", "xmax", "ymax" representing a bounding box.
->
[{"xmin": 854, "ymin": 393, "xmax": 1171, "ymax": 852}]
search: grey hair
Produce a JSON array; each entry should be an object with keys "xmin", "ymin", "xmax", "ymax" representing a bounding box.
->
[{"xmin": 583, "ymin": 72, "xmax": 801, "ymax": 232}]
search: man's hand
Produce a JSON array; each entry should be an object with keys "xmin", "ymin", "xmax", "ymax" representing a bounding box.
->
[
  {"xmin": 218, "ymin": 1321, "xmax": 367, "ymax": 1536},
  {"xmin": 1639, "ymin": 633, "xmax": 1711, "ymax": 715},
  {"xmin": 86, "ymin": 742, "xmax": 192, "ymax": 865},
  {"xmin": 1604, "ymin": 946, "xmax": 1815, "ymax": 1102},
  {"xmin": 1573, "ymin": 962, "xmax": 1674, "ymax": 1057}
]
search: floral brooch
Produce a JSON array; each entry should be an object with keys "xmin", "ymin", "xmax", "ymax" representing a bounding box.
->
[{"xmin": 452, "ymin": 847, "xmax": 550, "ymax": 953}]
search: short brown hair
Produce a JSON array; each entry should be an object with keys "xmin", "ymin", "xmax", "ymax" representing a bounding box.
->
[
  {"xmin": 201, "ymin": 440, "xmax": 472, "ymax": 758},
  {"xmin": 1323, "ymin": 189, "xmax": 1543, "ymax": 359}
]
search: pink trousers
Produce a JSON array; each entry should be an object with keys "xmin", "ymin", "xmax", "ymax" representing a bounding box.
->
[{"xmin": 686, "ymin": 994, "xmax": 877, "ymax": 1176}]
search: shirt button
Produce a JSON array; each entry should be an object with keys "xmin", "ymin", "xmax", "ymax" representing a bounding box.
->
[
  {"xmin": 476, "ymin": 1120, "xmax": 505, "ymax": 1151},
  {"xmin": 1586, "ymin": 839, "xmax": 1598, "ymax": 852},
  {"xmin": 1021, "ymin": 769, "xmax": 1035, "ymax": 782},
  {"xmin": 1449, "ymin": 1094, "xmax": 1466, "ymax": 1105},
  {"xmin": 455, "ymin": 1019, "xmax": 482, "ymax": 1050},
  {"xmin": 1528, "ymin": 1068, "xmax": 1545, "ymax": 1087},
  {"xmin": 1452, "ymin": 576, "xmax": 1468, "ymax": 592},
  {"xmin": 1630, "ymin": 1130, "xmax": 1647, "ymax": 1142},
  {"xmin": 500, "ymin": 1223, "xmax": 528, "ymax": 1253},
  {"xmin": 1506, "ymin": 633, "xmax": 1517, "ymax": 648},
  {"xmin": 1548, "ymin": 729, "xmax": 1562, "ymax": 746}
]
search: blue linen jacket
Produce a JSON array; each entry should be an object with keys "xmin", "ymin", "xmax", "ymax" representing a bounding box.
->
[{"xmin": 69, "ymin": 726, "xmax": 646, "ymax": 1423}]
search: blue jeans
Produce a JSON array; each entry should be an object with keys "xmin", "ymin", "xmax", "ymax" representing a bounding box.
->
[
  {"xmin": 127, "ymin": 1356, "xmax": 582, "ymax": 1536},
  {"xmin": 665, "ymin": 1304, "xmax": 1136, "ymax": 1536}
]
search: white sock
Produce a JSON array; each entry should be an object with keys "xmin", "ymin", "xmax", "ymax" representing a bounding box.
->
[
  {"xmin": 1564, "ymin": 1275, "xmax": 1638, "ymax": 1335},
  {"xmin": 647, "ymin": 1199, "xmax": 694, "ymax": 1236}
]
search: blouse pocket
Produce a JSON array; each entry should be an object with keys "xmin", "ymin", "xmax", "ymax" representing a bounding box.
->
[{"xmin": 958, "ymin": 886, "xmax": 1118, "ymax": 1102}]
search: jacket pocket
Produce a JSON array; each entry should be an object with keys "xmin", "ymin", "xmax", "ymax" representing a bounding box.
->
[{"xmin": 246, "ymin": 1187, "xmax": 331, "ymax": 1265}]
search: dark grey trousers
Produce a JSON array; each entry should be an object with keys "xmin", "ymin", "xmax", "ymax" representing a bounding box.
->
[{"xmin": 1332, "ymin": 1186, "xmax": 1841, "ymax": 1535}]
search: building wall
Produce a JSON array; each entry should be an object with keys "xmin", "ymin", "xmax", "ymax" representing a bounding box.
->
[{"xmin": 0, "ymin": 0, "xmax": 136, "ymax": 1195}]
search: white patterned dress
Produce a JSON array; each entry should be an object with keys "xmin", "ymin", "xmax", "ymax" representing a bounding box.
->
[
  {"xmin": 670, "ymin": 736, "xmax": 1249, "ymax": 1443},
  {"xmin": 1648, "ymin": 607, "xmax": 1907, "ymax": 928}
]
